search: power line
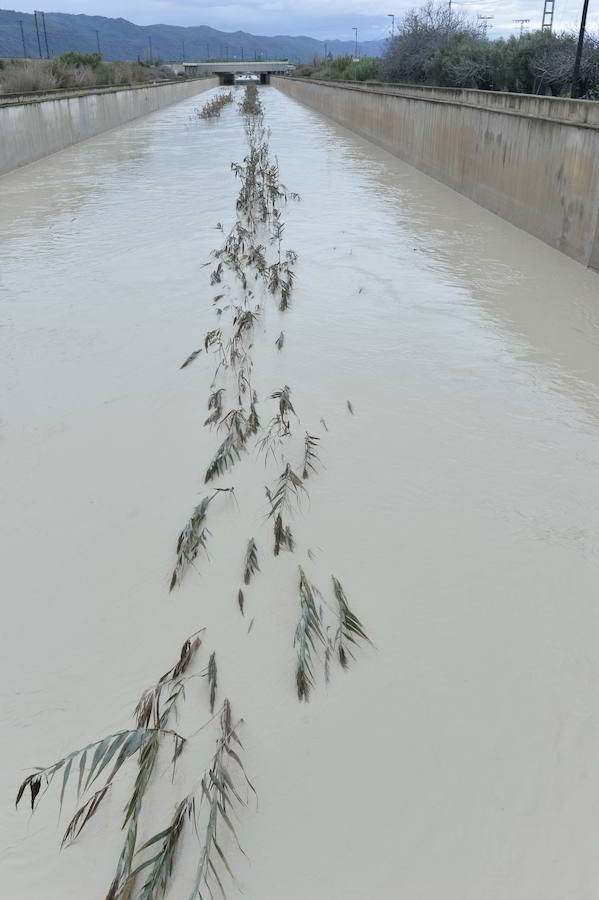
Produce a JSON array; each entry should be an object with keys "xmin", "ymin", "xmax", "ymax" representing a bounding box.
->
[
  {"xmin": 514, "ymin": 17, "xmax": 530, "ymax": 35},
  {"xmin": 19, "ymin": 19, "xmax": 28, "ymax": 57},
  {"xmin": 40, "ymin": 10, "xmax": 50, "ymax": 58},
  {"xmin": 571, "ymin": 0, "xmax": 590, "ymax": 97},
  {"xmin": 33, "ymin": 11, "xmax": 43, "ymax": 59},
  {"xmin": 477, "ymin": 14, "xmax": 494, "ymax": 34}
]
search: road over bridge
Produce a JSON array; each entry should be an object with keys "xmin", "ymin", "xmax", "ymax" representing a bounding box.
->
[{"xmin": 180, "ymin": 60, "xmax": 290, "ymax": 83}]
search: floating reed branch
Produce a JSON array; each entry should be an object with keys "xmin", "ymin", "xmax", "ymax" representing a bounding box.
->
[
  {"xmin": 247, "ymin": 390, "xmax": 260, "ymax": 435},
  {"xmin": 113, "ymin": 701, "xmax": 252, "ymax": 900},
  {"xmin": 16, "ymin": 727, "xmax": 184, "ymax": 831},
  {"xmin": 243, "ymin": 538, "xmax": 259, "ymax": 585},
  {"xmin": 266, "ymin": 464, "xmax": 306, "ymax": 556},
  {"xmin": 180, "ymin": 347, "xmax": 203, "ymax": 370},
  {"xmin": 239, "ymin": 82, "xmax": 263, "ymax": 116},
  {"xmin": 331, "ymin": 576, "xmax": 371, "ymax": 669},
  {"xmin": 197, "ymin": 91, "xmax": 233, "ymax": 119},
  {"xmin": 126, "ymin": 794, "xmax": 195, "ymax": 899},
  {"xmin": 266, "ymin": 463, "xmax": 306, "ymax": 519},
  {"xmin": 188, "ymin": 700, "xmax": 255, "ymax": 899},
  {"xmin": 16, "ymin": 76, "xmax": 374, "ymax": 900},
  {"xmin": 302, "ymin": 433, "xmax": 320, "ymax": 480},
  {"xmin": 131, "ymin": 701, "xmax": 253, "ymax": 900},
  {"xmin": 170, "ymin": 489, "xmax": 234, "ymax": 590},
  {"xmin": 204, "ymin": 412, "xmax": 249, "ymax": 482},
  {"xmin": 107, "ymin": 632, "xmax": 203, "ymax": 898},
  {"xmin": 205, "ymin": 387, "xmax": 225, "ymax": 427},
  {"xmin": 295, "ymin": 568, "xmax": 325, "ymax": 701},
  {"xmin": 207, "ymin": 652, "xmax": 217, "ymax": 714}
]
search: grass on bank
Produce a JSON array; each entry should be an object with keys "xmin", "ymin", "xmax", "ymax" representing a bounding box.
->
[
  {"xmin": 294, "ymin": 54, "xmax": 380, "ymax": 83},
  {"xmin": 0, "ymin": 52, "xmax": 178, "ymax": 94}
]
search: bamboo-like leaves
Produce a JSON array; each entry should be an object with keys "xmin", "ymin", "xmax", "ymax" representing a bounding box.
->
[
  {"xmin": 180, "ymin": 348, "xmax": 203, "ymax": 370},
  {"xmin": 124, "ymin": 795, "xmax": 195, "ymax": 900},
  {"xmin": 108, "ymin": 633, "xmax": 202, "ymax": 898},
  {"xmin": 62, "ymin": 784, "xmax": 112, "ymax": 848},
  {"xmin": 189, "ymin": 700, "xmax": 254, "ymax": 900},
  {"xmin": 294, "ymin": 568, "xmax": 325, "ymax": 701},
  {"xmin": 170, "ymin": 496, "xmax": 212, "ymax": 590},
  {"xmin": 302, "ymin": 433, "xmax": 320, "ymax": 480},
  {"xmin": 243, "ymin": 538, "xmax": 259, "ymax": 585},
  {"xmin": 273, "ymin": 514, "xmax": 295, "ymax": 557},
  {"xmin": 207, "ymin": 652, "xmax": 217, "ymax": 714},
  {"xmin": 247, "ymin": 391, "xmax": 260, "ymax": 436},
  {"xmin": 266, "ymin": 464, "xmax": 305, "ymax": 557},
  {"xmin": 266, "ymin": 463, "xmax": 306, "ymax": 519},
  {"xmin": 135, "ymin": 632, "xmax": 203, "ymax": 730},
  {"xmin": 205, "ymin": 430, "xmax": 246, "ymax": 482},
  {"xmin": 204, "ymin": 388, "xmax": 225, "ymax": 428},
  {"xmin": 271, "ymin": 385, "xmax": 296, "ymax": 426},
  {"xmin": 331, "ymin": 576, "xmax": 371, "ymax": 669},
  {"xmin": 16, "ymin": 728, "xmax": 179, "ymax": 826}
]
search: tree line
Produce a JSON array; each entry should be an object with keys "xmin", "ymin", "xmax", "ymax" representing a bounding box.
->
[
  {"xmin": 298, "ymin": 2, "xmax": 599, "ymax": 98},
  {"xmin": 380, "ymin": 3, "xmax": 599, "ymax": 97}
]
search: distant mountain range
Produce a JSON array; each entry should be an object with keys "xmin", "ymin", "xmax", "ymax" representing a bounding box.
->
[{"xmin": 0, "ymin": 9, "xmax": 385, "ymax": 63}]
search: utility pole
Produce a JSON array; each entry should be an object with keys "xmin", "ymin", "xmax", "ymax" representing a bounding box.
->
[
  {"xmin": 542, "ymin": 0, "xmax": 555, "ymax": 30},
  {"xmin": 353, "ymin": 26, "xmax": 358, "ymax": 58},
  {"xmin": 95, "ymin": 29, "xmax": 101, "ymax": 55},
  {"xmin": 34, "ymin": 11, "xmax": 42, "ymax": 58},
  {"xmin": 513, "ymin": 18, "xmax": 530, "ymax": 36},
  {"xmin": 41, "ymin": 10, "xmax": 50, "ymax": 58},
  {"xmin": 181, "ymin": 38, "xmax": 185, "ymax": 61},
  {"xmin": 324, "ymin": 40, "xmax": 328, "ymax": 59},
  {"xmin": 148, "ymin": 35, "xmax": 153, "ymax": 63},
  {"xmin": 387, "ymin": 13, "xmax": 395, "ymax": 38},
  {"xmin": 19, "ymin": 19, "xmax": 28, "ymax": 57},
  {"xmin": 477, "ymin": 14, "xmax": 494, "ymax": 35},
  {"xmin": 571, "ymin": 0, "xmax": 590, "ymax": 97}
]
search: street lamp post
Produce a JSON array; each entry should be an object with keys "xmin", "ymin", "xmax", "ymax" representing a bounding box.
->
[
  {"xmin": 571, "ymin": 0, "xmax": 591, "ymax": 98},
  {"xmin": 387, "ymin": 13, "xmax": 395, "ymax": 38}
]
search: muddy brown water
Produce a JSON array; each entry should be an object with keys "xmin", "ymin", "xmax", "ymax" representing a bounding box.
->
[{"xmin": 1, "ymin": 86, "xmax": 599, "ymax": 899}]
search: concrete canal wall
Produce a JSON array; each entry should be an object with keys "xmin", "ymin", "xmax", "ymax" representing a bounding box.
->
[
  {"xmin": 273, "ymin": 76, "xmax": 599, "ymax": 269},
  {"xmin": 0, "ymin": 77, "xmax": 218, "ymax": 176}
]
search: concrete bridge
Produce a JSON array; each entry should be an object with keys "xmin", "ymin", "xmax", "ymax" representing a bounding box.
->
[{"xmin": 180, "ymin": 61, "xmax": 290, "ymax": 84}]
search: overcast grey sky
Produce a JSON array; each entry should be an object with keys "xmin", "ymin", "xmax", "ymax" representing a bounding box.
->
[{"xmin": 17, "ymin": 0, "xmax": 599, "ymax": 42}]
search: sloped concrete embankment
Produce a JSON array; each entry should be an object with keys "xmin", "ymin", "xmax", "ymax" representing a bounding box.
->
[
  {"xmin": 273, "ymin": 76, "xmax": 599, "ymax": 269},
  {"xmin": 0, "ymin": 77, "xmax": 218, "ymax": 176}
]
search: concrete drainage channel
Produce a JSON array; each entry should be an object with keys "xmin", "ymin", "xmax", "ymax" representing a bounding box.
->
[{"xmin": 0, "ymin": 76, "xmax": 217, "ymax": 176}]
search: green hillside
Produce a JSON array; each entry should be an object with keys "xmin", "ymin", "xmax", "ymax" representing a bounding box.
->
[{"xmin": 0, "ymin": 9, "xmax": 384, "ymax": 63}]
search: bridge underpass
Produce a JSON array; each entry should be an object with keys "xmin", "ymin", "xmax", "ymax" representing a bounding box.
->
[{"xmin": 181, "ymin": 60, "xmax": 290, "ymax": 84}]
